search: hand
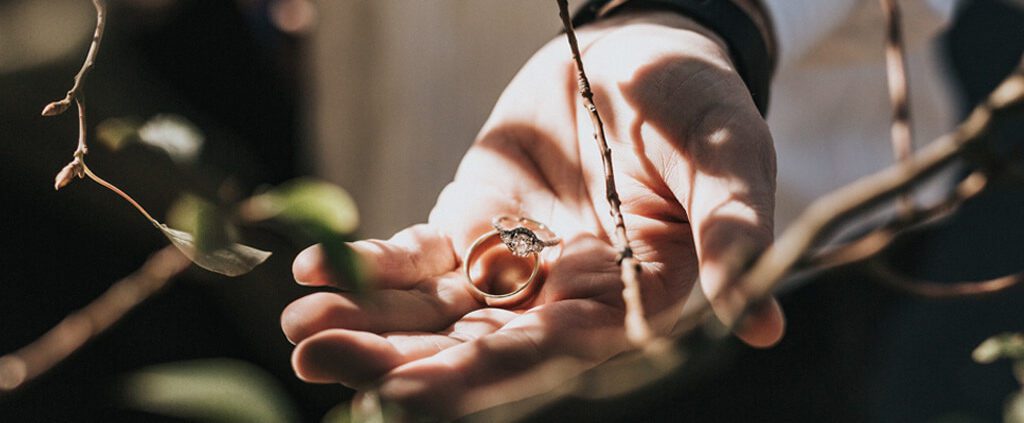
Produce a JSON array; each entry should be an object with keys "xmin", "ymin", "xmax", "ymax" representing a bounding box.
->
[{"xmin": 282, "ymin": 10, "xmax": 783, "ymax": 419}]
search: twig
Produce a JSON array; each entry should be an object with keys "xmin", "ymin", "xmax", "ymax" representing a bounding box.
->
[
  {"xmin": 493, "ymin": 3, "xmax": 1021, "ymax": 410},
  {"xmin": 556, "ymin": 0, "xmax": 652, "ymax": 346},
  {"xmin": 474, "ymin": 22, "xmax": 1024, "ymax": 423},
  {"xmin": 0, "ymin": 246, "xmax": 191, "ymax": 395},
  {"xmin": 45, "ymin": 0, "xmax": 106, "ymax": 190},
  {"xmin": 868, "ymin": 263, "xmax": 1023, "ymax": 298},
  {"xmin": 4, "ymin": 0, "xmax": 195, "ymax": 395},
  {"xmin": 880, "ymin": 0, "xmax": 915, "ymax": 219},
  {"xmin": 804, "ymin": 170, "xmax": 989, "ymax": 270},
  {"xmin": 43, "ymin": 0, "xmax": 160, "ymax": 227},
  {"xmin": 82, "ymin": 164, "xmax": 159, "ymax": 224},
  {"xmin": 801, "ymin": 169, "xmax": 1022, "ymax": 297},
  {"xmin": 41, "ymin": 0, "xmax": 106, "ymax": 119},
  {"xmin": 731, "ymin": 59, "xmax": 1024, "ymax": 322}
]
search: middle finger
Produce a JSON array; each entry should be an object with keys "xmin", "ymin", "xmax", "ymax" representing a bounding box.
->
[{"xmin": 282, "ymin": 271, "xmax": 480, "ymax": 344}]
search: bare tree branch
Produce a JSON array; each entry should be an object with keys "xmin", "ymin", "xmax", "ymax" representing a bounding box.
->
[
  {"xmin": 804, "ymin": 170, "xmax": 989, "ymax": 270},
  {"xmin": 45, "ymin": 0, "xmax": 107, "ymax": 190},
  {"xmin": 41, "ymin": 0, "xmax": 106, "ymax": 119},
  {"xmin": 880, "ymin": 0, "xmax": 915, "ymax": 218},
  {"xmin": 732, "ymin": 59, "xmax": 1024, "ymax": 323},
  {"xmin": 43, "ymin": 0, "xmax": 160, "ymax": 227},
  {"xmin": 0, "ymin": 246, "xmax": 191, "ymax": 396},
  {"xmin": 868, "ymin": 262, "xmax": 1023, "ymax": 298},
  {"xmin": 556, "ymin": 0, "xmax": 652, "ymax": 346}
]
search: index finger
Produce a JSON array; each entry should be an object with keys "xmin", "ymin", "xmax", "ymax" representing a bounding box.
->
[{"xmin": 293, "ymin": 224, "xmax": 457, "ymax": 290}]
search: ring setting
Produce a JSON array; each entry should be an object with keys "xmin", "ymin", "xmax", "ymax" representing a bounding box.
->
[{"xmin": 463, "ymin": 215, "xmax": 561, "ymax": 307}]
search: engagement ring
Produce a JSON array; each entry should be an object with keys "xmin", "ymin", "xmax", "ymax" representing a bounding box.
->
[{"xmin": 463, "ymin": 215, "xmax": 561, "ymax": 307}]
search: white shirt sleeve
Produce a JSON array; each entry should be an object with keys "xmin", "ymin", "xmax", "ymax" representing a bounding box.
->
[
  {"xmin": 762, "ymin": 0, "xmax": 960, "ymax": 68},
  {"xmin": 763, "ymin": 0, "xmax": 961, "ymax": 231},
  {"xmin": 761, "ymin": 0, "xmax": 861, "ymax": 67}
]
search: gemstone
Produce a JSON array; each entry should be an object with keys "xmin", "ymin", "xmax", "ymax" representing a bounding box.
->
[{"xmin": 499, "ymin": 227, "xmax": 542, "ymax": 257}]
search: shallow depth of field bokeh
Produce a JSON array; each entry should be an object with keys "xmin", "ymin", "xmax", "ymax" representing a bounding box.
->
[{"xmin": 1, "ymin": 1, "xmax": 1022, "ymax": 422}]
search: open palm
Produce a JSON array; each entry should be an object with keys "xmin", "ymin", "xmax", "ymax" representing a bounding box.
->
[{"xmin": 282, "ymin": 10, "xmax": 783, "ymax": 419}]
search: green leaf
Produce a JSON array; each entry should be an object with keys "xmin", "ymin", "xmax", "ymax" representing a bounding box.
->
[
  {"xmin": 1008, "ymin": 391, "xmax": 1024, "ymax": 423},
  {"xmin": 1015, "ymin": 361, "xmax": 1024, "ymax": 386},
  {"xmin": 96, "ymin": 117, "xmax": 142, "ymax": 151},
  {"xmin": 137, "ymin": 114, "xmax": 205, "ymax": 163},
  {"xmin": 163, "ymin": 193, "xmax": 270, "ymax": 277},
  {"xmin": 167, "ymin": 194, "xmax": 235, "ymax": 253},
  {"xmin": 121, "ymin": 359, "xmax": 298, "ymax": 423},
  {"xmin": 973, "ymin": 333, "xmax": 1024, "ymax": 364},
  {"xmin": 96, "ymin": 115, "xmax": 204, "ymax": 164},
  {"xmin": 318, "ymin": 230, "xmax": 366, "ymax": 292},
  {"xmin": 242, "ymin": 178, "xmax": 358, "ymax": 235},
  {"xmin": 321, "ymin": 403, "xmax": 353, "ymax": 423},
  {"xmin": 241, "ymin": 178, "xmax": 363, "ymax": 289},
  {"xmin": 159, "ymin": 225, "xmax": 270, "ymax": 277}
]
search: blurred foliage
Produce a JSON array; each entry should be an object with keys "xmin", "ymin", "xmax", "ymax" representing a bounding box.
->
[
  {"xmin": 241, "ymin": 178, "xmax": 364, "ymax": 290},
  {"xmin": 167, "ymin": 194, "xmax": 236, "ymax": 253},
  {"xmin": 974, "ymin": 333, "xmax": 1024, "ymax": 364},
  {"xmin": 1009, "ymin": 392, "xmax": 1024, "ymax": 423},
  {"xmin": 321, "ymin": 403, "xmax": 354, "ymax": 423},
  {"xmin": 93, "ymin": 115, "xmax": 365, "ymax": 282},
  {"xmin": 121, "ymin": 359, "xmax": 299, "ymax": 423},
  {"xmin": 97, "ymin": 114, "xmax": 204, "ymax": 163},
  {"xmin": 242, "ymin": 178, "xmax": 358, "ymax": 235},
  {"xmin": 137, "ymin": 114, "xmax": 205, "ymax": 163},
  {"xmin": 96, "ymin": 117, "xmax": 142, "ymax": 151},
  {"xmin": 974, "ymin": 333, "xmax": 1024, "ymax": 423}
]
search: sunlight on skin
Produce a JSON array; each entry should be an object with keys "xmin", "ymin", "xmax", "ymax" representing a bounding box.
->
[{"xmin": 284, "ymin": 9, "xmax": 784, "ymax": 418}]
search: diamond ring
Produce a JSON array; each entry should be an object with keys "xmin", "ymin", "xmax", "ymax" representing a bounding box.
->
[
  {"xmin": 491, "ymin": 215, "xmax": 561, "ymax": 257},
  {"xmin": 462, "ymin": 215, "xmax": 561, "ymax": 307}
]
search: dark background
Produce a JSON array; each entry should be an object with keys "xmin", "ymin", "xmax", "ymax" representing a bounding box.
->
[{"xmin": 1, "ymin": 0, "xmax": 1022, "ymax": 422}]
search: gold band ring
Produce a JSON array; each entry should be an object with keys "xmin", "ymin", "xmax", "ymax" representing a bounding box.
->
[{"xmin": 463, "ymin": 215, "xmax": 560, "ymax": 308}]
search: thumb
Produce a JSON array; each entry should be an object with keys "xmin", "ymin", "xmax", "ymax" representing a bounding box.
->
[
  {"xmin": 697, "ymin": 213, "xmax": 784, "ymax": 347},
  {"xmin": 663, "ymin": 110, "xmax": 784, "ymax": 347}
]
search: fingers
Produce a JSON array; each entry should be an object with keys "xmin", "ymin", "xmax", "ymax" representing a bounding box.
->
[
  {"xmin": 552, "ymin": 20, "xmax": 784, "ymax": 346},
  {"xmin": 736, "ymin": 297, "xmax": 785, "ymax": 348},
  {"xmin": 670, "ymin": 112, "xmax": 784, "ymax": 347},
  {"xmin": 291, "ymin": 329, "xmax": 403, "ymax": 386},
  {"xmin": 375, "ymin": 299, "xmax": 628, "ymax": 419},
  {"xmin": 586, "ymin": 27, "xmax": 782, "ymax": 345},
  {"xmin": 281, "ymin": 271, "xmax": 479, "ymax": 344},
  {"xmin": 683, "ymin": 111, "xmax": 784, "ymax": 347},
  {"xmin": 578, "ymin": 31, "xmax": 783, "ymax": 345},
  {"xmin": 293, "ymin": 224, "xmax": 457, "ymax": 289},
  {"xmin": 292, "ymin": 308, "xmax": 518, "ymax": 387}
]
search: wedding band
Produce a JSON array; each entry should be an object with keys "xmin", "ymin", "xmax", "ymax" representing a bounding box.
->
[{"xmin": 463, "ymin": 215, "xmax": 561, "ymax": 308}]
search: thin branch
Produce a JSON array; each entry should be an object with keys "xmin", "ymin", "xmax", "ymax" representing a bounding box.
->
[
  {"xmin": 731, "ymin": 60, "xmax": 1024, "ymax": 322},
  {"xmin": 868, "ymin": 262, "xmax": 1023, "ymax": 298},
  {"xmin": 47, "ymin": 0, "xmax": 107, "ymax": 190},
  {"xmin": 659, "ymin": 62, "xmax": 1024, "ymax": 404},
  {"xmin": 41, "ymin": 0, "xmax": 107, "ymax": 119},
  {"xmin": 880, "ymin": 0, "xmax": 915, "ymax": 219},
  {"xmin": 556, "ymin": 0, "xmax": 652, "ymax": 345},
  {"xmin": 805, "ymin": 170, "xmax": 989, "ymax": 270},
  {"xmin": 798, "ymin": 169, "xmax": 1022, "ymax": 298},
  {"xmin": 474, "ymin": 25, "xmax": 1024, "ymax": 423},
  {"xmin": 82, "ymin": 164, "xmax": 159, "ymax": 224},
  {"xmin": 43, "ymin": 0, "xmax": 160, "ymax": 228},
  {"xmin": 0, "ymin": 246, "xmax": 191, "ymax": 396}
]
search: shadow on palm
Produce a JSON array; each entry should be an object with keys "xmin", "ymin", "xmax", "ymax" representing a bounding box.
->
[{"xmin": 282, "ymin": 18, "xmax": 783, "ymax": 418}]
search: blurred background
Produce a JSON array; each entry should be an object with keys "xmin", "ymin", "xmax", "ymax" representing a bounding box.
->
[{"xmin": 0, "ymin": 0, "xmax": 1022, "ymax": 421}]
